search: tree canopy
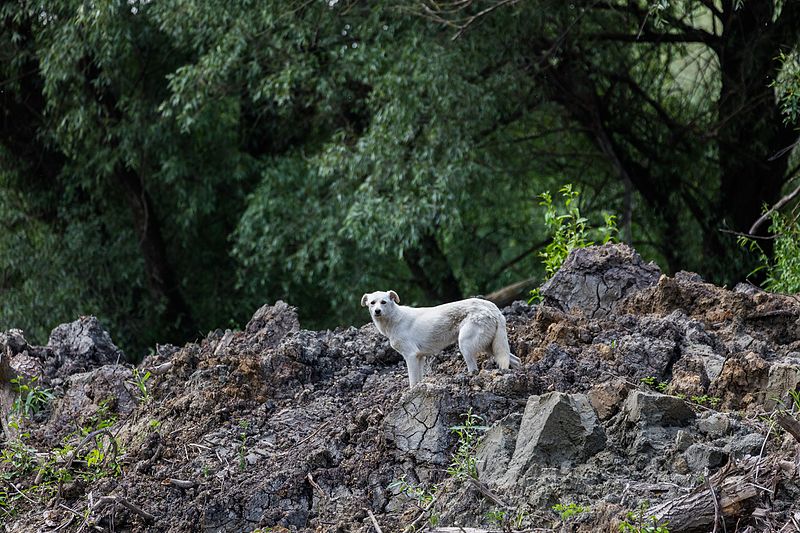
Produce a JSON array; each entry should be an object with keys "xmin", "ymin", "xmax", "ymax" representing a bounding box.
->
[{"xmin": 1, "ymin": 0, "xmax": 798, "ymax": 356}]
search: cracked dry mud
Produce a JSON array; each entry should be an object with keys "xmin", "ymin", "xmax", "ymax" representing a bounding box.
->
[{"xmin": 3, "ymin": 243, "xmax": 800, "ymax": 532}]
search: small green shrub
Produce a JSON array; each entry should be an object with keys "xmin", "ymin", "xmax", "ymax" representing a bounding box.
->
[
  {"xmin": 640, "ymin": 376, "xmax": 669, "ymax": 393},
  {"xmin": 0, "ymin": 439, "xmax": 37, "ymax": 479},
  {"xmin": 82, "ymin": 399, "xmax": 117, "ymax": 435},
  {"xmin": 487, "ymin": 507, "xmax": 529, "ymax": 529},
  {"xmin": 690, "ymin": 395, "xmax": 721, "ymax": 408},
  {"xmin": 447, "ymin": 409, "xmax": 487, "ymax": 481},
  {"xmin": 10, "ymin": 376, "xmax": 54, "ymax": 418},
  {"xmin": 530, "ymin": 184, "xmax": 618, "ymax": 302}
]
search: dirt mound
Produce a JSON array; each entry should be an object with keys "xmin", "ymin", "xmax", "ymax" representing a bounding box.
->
[{"xmin": 3, "ymin": 244, "xmax": 800, "ymax": 532}]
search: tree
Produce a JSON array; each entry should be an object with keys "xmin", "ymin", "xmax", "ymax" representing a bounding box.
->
[
  {"xmin": 1, "ymin": 0, "xmax": 797, "ymax": 354},
  {"xmin": 419, "ymin": 0, "xmax": 800, "ymax": 279}
]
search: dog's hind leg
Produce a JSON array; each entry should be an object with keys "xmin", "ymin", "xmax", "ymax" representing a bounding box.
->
[{"xmin": 457, "ymin": 323, "xmax": 483, "ymax": 374}]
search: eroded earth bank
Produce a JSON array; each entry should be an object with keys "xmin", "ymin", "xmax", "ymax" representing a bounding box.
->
[{"xmin": 3, "ymin": 244, "xmax": 800, "ymax": 532}]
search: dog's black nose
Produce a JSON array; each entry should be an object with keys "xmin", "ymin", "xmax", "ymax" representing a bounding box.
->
[{"xmin": 374, "ymin": 309, "xmax": 381, "ymax": 316}]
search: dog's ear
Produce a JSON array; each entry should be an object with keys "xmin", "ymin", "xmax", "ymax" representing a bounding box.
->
[
  {"xmin": 388, "ymin": 290, "xmax": 400, "ymax": 304},
  {"xmin": 361, "ymin": 293, "xmax": 369, "ymax": 307}
]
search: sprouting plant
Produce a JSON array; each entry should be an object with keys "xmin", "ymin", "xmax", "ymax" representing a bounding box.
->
[
  {"xmin": 486, "ymin": 509, "xmax": 507, "ymax": 526},
  {"xmin": 10, "ymin": 376, "xmax": 54, "ymax": 418},
  {"xmin": 640, "ymin": 376, "xmax": 669, "ymax": 393},
  {"xmin": 148, "ymin": 419, "xmax": 161, "ymax": 431},
  {"xmin": 788, "ymin": 389, "xmax": 800, "ymax": 412},
  {"xmin": 486, "ymin": 506, "xmax": 529, "ymax": 529},
  {"xmin": 0, "ymin": 438, "xmax": 37, "ymax": 479},
  {"xmin": 690, "ymin": 395, "xmax": 721, "ymax": 408},
  {"xmin": 77, "ymin": 432, "xmax": 122, "ymax": 482},
  {"xmin": 82, "ymin": 399, "xmax": 116, "ymax": 435},
  {"xmin": 530, "ymin": 184, "xmax": 618, "ymax": 302},
  {"xmin": 619, "ymin": 501, "xmax": 670, "ymax": 533},
  {"xmin": 553, "ymin": 502, "xmax": 589, "ymax": 521},
  {"xmin": 388, "ymin": 476, "xmax": 437, "ymax": 508},
  {"xmin": 447, "ymin": 409, "xmax": 487, "ymax": 481},
  {"xmin": 640, "ymin": 376, "xmax": 657, "ymax": 387},
  {"xmin": 127, "ymin": 368, "xmax": 152, "ymax": 403}
]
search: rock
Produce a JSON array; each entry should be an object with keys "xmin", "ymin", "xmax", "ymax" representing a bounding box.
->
[
  {"xmin": 502, "ymin": 392, "xmax": 605, "ymax": 484},
  {"xmin": 623, "ymin": 391, "xmax": 694, "ymax": 427},
  {"xmin": 475, "ymin": 412, "xmax": 522, "ymax": 484},
  {"xmin": 763, "ymin": 362, "xmax": 800, "ymax": 410},
  {"xmin": 697, "ymin": 412, "xmax": 731, "ymax": 437},
  {"xmin": 683, "ymin": 443, "xmax": 727, "ymax": 472},
  {"xmin": 44, "ymin": 316, "xmax": 125, "ymax": 383},
  {"xmin": 245, "ymin": 301, "xmax": 300, "ymax": 350},
  {"xmin": 675, "ymin": 430, "xmax": 694, "ymax": 451},
  {"xmin": 726, "ymin": 433, "xmax": 765, "ymax": 458},
  {"xmin": 44, "ymin": 365, "xmax": 136, "ymax": 442},
  {"xmin": 540, "ymin": 243, "xmax": 660, "ymax": 318},
  {"xmin": 383, "ymin": 383, "xmax": 461, "ymax": 464},
  {"xmin": 709, "ymin": 351, "xmax": 768, "ymax": 408},
  {"xmin": 588, "ymin": 379, "xmax": 629, "ymax": 420},
  {"xmin": 613, "ymin": 315, "xmax": 682, "ymax": 379}
]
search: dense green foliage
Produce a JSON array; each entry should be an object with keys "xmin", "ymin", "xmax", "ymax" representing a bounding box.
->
[{"xmin": 1, "ymin": 1, "xmax": 799, "ymax": 356}]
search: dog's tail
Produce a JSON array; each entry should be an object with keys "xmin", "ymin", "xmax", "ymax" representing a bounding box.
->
[{"xmin": 492, "ymin": 315, "xmax": 521, "ymax": 370}]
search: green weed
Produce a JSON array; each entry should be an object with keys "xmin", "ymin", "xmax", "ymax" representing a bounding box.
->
[
  {"xmin": 10, "ymin": 376, "xmax": 54, "ymax": 418},
  {"xmin": 447, "ymin": 408, "xmax": 487, "ymax": 481},
  {"xmin": 619, "ymin": 501, "xmax": 670, "ymax": 533},
  {"xmin": 127, "ymin": 368, "xmax": 152, "ymax": 403},
  {"xmin": 553, "ymin": 502, "xmax": 589, "ymax": 521}
]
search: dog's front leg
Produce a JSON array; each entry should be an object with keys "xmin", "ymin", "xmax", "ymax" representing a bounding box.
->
[{"xmin": 403, "ymin": 352, "xmax": 425, "ymax": 388}]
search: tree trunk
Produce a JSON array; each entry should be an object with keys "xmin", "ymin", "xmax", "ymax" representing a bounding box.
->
[
  {"xmin": 115, "ymin": 167, "xmax": 196, "ymax": 341},
  {"xmin": 403, "ymin": 233, "xmax": 463, "ymax": 303}
]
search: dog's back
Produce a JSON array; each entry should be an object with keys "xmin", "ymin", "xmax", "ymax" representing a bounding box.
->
[{"xmin": 395, "ymin": 298, "xmax": 502, "ymax": 355}]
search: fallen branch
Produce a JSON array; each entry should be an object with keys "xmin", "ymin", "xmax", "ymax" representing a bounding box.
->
[
  {"xmin": 276, "ymin": 422, "xmax": 330, "ymax": 456},
  {"xmin": 706, "ymin": 473, "xmax": 723, "ymax": 533},
  {"xmin": 96, "ymin": 495, "xmax": 156, "ymax": 523},
  {"xmin": 161, "ymin": 478, "xmax": 197, "ymax": 489},
  {"xmin": 365, "ymin": 508, "xmax": 384, "ymax": 533},
  {"xmin": 648, "ymin": 457, "xmax": 771, "ymax": 532},
  {"xmin": 468, "ymin": 477, "xmax": 510, "ymax": 509},
  {"xmin": 775, "ymin": 413, "xmax": 800, "ymax": 443},
  {"xmin": 306, "ymin": 473, "xmax": 326, "ymax": 499}
]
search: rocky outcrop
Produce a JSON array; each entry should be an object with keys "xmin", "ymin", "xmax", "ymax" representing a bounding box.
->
[{"xmin": 540, "ymin": 243, "xmax": 661, "ymax": 318}]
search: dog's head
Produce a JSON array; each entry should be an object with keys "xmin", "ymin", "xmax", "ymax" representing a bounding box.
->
[{"xmin": 360, "ymin": 290, "xmax": 400, "ymax": 320}]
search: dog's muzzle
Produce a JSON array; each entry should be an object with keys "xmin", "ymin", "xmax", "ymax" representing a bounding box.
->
[{"xmin": 374, "ymin": 309, "xmax": 382, "ymax": 316}]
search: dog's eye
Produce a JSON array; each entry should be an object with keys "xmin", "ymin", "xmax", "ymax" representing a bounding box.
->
[
  {"xmin": 370, "ymin": 301, "xmax": 375, "ymax": 305},
  {"xmin": 381, "ymin": 300, "xmax": 386, "ymax": 304}
]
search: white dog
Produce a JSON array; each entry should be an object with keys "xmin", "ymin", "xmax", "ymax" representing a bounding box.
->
[{"xmin": 361, "ymin": 290, "xmax": 521, "ymax": 388}]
